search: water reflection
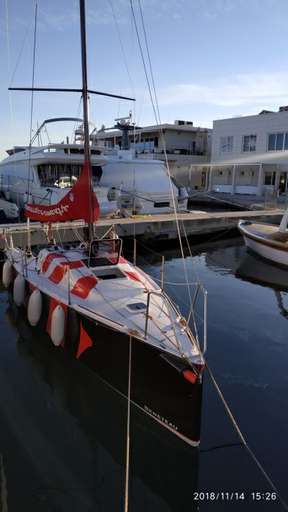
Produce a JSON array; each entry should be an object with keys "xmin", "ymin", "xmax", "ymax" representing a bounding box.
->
[
  {"xmin": 1, "ymin": 298, "xmax": 199, "ymax": 512},
  {"xmin": 237, "ymin": 251, "xmax": 288, "ymax": 320},
  {"xmin": 201, "ymin": 238, "xmax": 288, "ymax": 320}
]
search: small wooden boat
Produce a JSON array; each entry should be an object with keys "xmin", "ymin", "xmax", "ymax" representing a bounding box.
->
[{"xmin": 238, "ymin": 211, "xmax": 288, "ymax": 266}]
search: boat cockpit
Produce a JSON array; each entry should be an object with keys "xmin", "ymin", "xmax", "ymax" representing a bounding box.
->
[{"xmin": 37, "ymin": 163, "xmax": 103, "ymax": 188}]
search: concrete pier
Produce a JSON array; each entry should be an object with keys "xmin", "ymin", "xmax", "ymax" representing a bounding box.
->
[{"xmin": 0, "ymin": 209, "xmax": 283, "ymax": 247}]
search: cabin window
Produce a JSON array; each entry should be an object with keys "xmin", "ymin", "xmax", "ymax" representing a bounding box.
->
[
  {"xmin": 70, "ymin": 148, "xmax": 84, "ymax": 154},
  {"xmin": 37, "ymin": 163, "xmax": 82, "ymax": 187},
  {"xmin": 153, "ymin": 201, "xmax": 170, "ymax": 208}
]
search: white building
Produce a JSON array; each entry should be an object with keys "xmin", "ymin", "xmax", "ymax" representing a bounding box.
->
[{"xmin": 208, "ymin": 106, "xmax": 288, "ymax": 196}]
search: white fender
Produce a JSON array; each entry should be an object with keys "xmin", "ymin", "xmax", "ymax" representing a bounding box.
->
[
  {"xmin": 13, "ymin": 273, "xmax": 25, "ymax": 306},
  {"xmin": 27, "ymin": 289, "xmax": 42, "ymax": 326},
  {"xmin": 2, "ymin": 260, "xmax": 13, "ymax": 288},
  {"xmin": 50, "ymin": 305, "xmax": 65, "ymax": 346}
]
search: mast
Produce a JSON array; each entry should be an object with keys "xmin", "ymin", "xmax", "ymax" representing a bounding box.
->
[{"xmin": 79, "ymin": 0, "xmax": 93, "ymax": 241}]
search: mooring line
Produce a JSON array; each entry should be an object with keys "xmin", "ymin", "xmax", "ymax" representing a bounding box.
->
[{"xmin": 206, "ymin": 362, "xmax": 288, "ymax": 511}]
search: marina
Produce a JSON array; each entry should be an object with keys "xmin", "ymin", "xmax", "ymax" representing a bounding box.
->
[
  {"xmin": 0, "ymin": 236, "xmax": 287, "ymax": 511},
  {"xmin": 1, "ymin": 0, "xmax": 288, "ymax": 509}
]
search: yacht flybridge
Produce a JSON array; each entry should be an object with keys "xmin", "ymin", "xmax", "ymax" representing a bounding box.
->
[{"xmin": 2, "ymin": 0, "xmax": 206, "ymax": 445}]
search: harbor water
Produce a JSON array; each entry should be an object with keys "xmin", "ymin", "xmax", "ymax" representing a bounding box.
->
[{"xmin": 0, "ymin": 235, "xmax": 287, "ymax": 511}]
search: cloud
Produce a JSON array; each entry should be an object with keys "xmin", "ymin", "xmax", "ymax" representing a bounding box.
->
[
  {"xmin": 37, "ymin": 0, "xmax": 130, "ymax": 32},
  {"xmin": 155, "ymin": 72, "xmax": 288, "ymax": 110}
]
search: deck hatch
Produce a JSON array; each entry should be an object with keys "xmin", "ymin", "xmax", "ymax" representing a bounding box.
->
[{"xmin": 127, "ymin": 302, "xmax": 147, "ymax": 311}]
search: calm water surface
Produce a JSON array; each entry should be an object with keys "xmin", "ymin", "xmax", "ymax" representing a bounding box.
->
[{"xmin": 0, "ymin": 236, "xmax": 287, "ymax": 511}]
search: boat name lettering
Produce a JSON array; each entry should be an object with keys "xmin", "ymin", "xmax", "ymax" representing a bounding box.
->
[
  {"xmin": 25, "ymin": 204, "xmax": 69, "ymax": 217},
  {"xmin": 144, "ymin": 405, "xmax": 178, "ymax": 431}
]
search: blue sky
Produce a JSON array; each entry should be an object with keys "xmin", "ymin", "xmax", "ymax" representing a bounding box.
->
[{"xmin": 1, "ymin": 0, "xmax": 288, "ymax": 157}]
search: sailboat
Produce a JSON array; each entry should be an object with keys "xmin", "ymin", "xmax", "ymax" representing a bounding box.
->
[
  {"xmin": 2, "ymin": 0, "xmax": 205, "ymax": 445},
  {"xmin": 238, "ymin": 209, "xmax": 288, "ymax": 267}
]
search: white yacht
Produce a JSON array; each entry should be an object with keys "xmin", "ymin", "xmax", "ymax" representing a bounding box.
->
[
  {"xmin": 0, "ymin": 117, "xmax": 187, "ymax": 218},
  {"xmin": 100, "ymin": 149, "xmax": 188, "ymax": 215},
  {"xmin": 91, "ymin": 119, "xmax": 188, "ymax": 215},
  {"xmin": 0, "ymin": 118, "xmax": 116, "ymax": 217}
]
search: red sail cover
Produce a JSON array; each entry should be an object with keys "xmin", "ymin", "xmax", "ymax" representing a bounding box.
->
[{"xmin": 25, "ymin": 161, "xmax": 99, "ymax": 222}]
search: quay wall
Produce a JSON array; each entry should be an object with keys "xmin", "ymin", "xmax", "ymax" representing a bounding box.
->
[{"xmin": 0, "ymin": 210, "xmax": 283, "ymax": 247}]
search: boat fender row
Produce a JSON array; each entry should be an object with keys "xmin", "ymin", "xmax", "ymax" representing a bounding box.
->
[
  {"xmin": 27, "ymin": 288, "xmax": 66, "ymax": 347},
  {"xmin": 13, "ymin": 274, "xmax": 26, "ymax": 306},
  {"xmin": 27, "ymin": 289, "xmax": 42, "ymax": 326},
  {"xmin": 3, "ymin": 263, "xmax": 81, "ymax": 353},
  {"xmin": 50, "ymin": 305, "xmax": 66, "ymax": 346},
  {"xmin": 2, "ymin": 260, "xmax": 13, "ymax": 288}
]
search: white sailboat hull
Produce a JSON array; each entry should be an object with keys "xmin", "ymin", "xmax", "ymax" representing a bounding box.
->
[
  {"xmin": 243, "ymin": 235, "xmax": 288, "ymax": 266},
  {"xmin": 239, "ymin": 220, "xmax": 288, "ymax": 267},
  {"xmin": 2, "ymin": 239, "xmax": 205, "ymax": 445}
]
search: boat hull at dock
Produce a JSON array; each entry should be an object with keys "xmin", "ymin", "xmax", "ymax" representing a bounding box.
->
[
  {"xmin": 19, "ymin": 287, "xmax": 204, "ymax": 446},
  {"xmin": 80, "ymin": 317, "xmax": 203, "ymax": 446},
  {"xmin": 238, "ymin": 220, "xmax": 288, "ymax": 267}
]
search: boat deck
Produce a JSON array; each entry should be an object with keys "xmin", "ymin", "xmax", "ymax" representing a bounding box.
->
[{"xmin": 8, "ymin": 246, "xmax": 203, "ymax": 365}]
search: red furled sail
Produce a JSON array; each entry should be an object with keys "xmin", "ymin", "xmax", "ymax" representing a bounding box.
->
[{"xmin": 25, "ymin": 161, "xmax": 99, "ymax": 222}]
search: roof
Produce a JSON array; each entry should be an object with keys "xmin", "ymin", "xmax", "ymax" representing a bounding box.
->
[
  {"xmin": 96, "ymin": 123, "xmax": 211, "ymax": 139},
  {"xmin": 213, "ymin": 108, "xmax": 288, "ymax": 125}
]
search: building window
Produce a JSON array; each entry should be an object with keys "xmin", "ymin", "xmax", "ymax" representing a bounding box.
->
[
  {"xmin": 268, "ymin": 132, "xmax": 288, "ymax": 151},
  {"xmin": 264, "ymin": 171, "xmax": 276, "ymax": 185},
  {"xmin": 242, "ymin": 135, "xmax": 257, "ymax": 152},
  {"xmin": 220, "ymin": 136, "xmax": 233, "ymax": 153}
]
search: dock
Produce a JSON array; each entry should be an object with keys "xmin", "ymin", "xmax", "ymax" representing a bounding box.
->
[{"xmin": 0, "ymin": 209, "xmax": 283, "ymax": 248}]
